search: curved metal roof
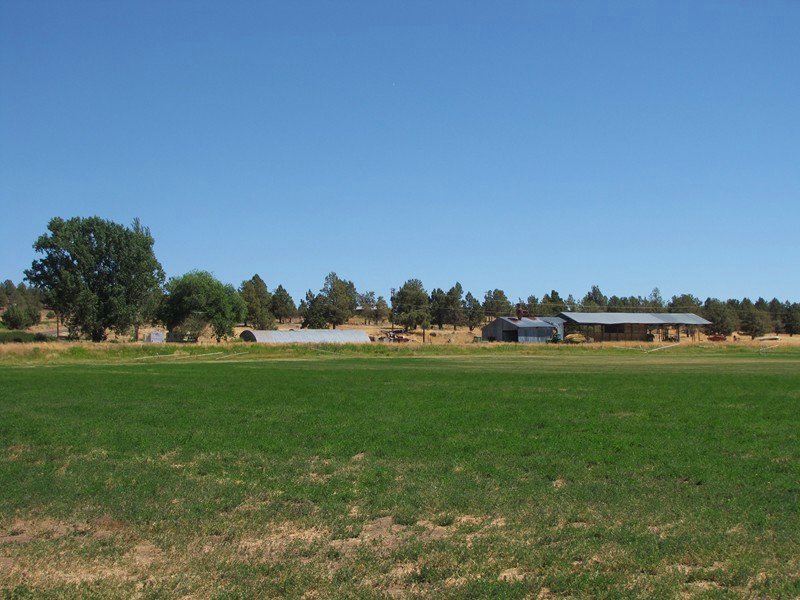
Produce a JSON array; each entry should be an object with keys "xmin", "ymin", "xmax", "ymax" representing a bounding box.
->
[{"xmin": 240, "ymin": 329, "xmax": 371, "ymax": 344}]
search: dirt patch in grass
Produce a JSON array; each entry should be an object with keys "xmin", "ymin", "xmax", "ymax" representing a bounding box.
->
[
  {"xmin": 330, "ymin": 513, "xmax": 500, "ymax": 556},
  {"xmin": 0, "ymin": 518, "xmax": 79, "ymax": 544},
  {"xmin": 239, "ymin": 522, "xmax": 327, "ymax": 560},
  {"xmin": 93, "ymin": 514, "xmax": 127, "ymax": 540},
  {"xmin": 498, "ymin": 567, "xmax": 526, "ymax": 582},
  {"xmin": 331, "ymin": 516, "xmax": 408, "ymax": 554},
  {"xmin": 4, "ymin": 445, "xmax": 27, "ymax": 461},
  {"xmin": 647, "ymin": 520, "xmax": 683, "ymax": 539},
  {"xmin": 455, "ymin": 515, "xmax": 483, "ymax": 526},
  {"xmin": 415, "ymin": 519, "xmax": 451, "ymax": 540},
  {"xmin": 130, "ymin": 541, "xmax": 162, "ymax": 566},
  {"xmin": 682, "ymin": 579, "xmax": 723, "ymax": 597}
]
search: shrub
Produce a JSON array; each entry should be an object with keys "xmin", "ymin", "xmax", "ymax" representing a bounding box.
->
[
  {"xmin": 2, "ymin": 305, "xmax": 28, "ymax": 330},
  {"xmin": 0, "ymin": 330, "xmax": 52, "ymax": 343}
]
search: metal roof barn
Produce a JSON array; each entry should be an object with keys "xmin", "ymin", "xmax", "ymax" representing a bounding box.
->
[
  {"xmin": 240, "ymin": 329, "xmax": 371, "ymax": 344},
  {"xmin": 537, "ymin": 316, "xmax": 566, "ymax": 340},
  {"xmin": 557, "ymin": 312, "xmax": 710, "ymax": 342},
  {"xmin": 559, "ymin": 313, "xmax": 710, "ymax": 326},
  {"xmin": 481, "ymin": 317, "xmax": 558, "ymax": 343}
]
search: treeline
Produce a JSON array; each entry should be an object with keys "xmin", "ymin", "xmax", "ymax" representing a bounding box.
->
[
  {"xmin": 0, "ymin": 281, "xmax": 43, "ymax": 330},
  {"xmin": 3, "ymin": 216, "xmax": 799, "ymax": 341}
]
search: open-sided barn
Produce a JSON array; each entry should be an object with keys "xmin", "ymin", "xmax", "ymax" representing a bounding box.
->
[
  {"xmin": 558, "ymin": 312, "xmax": 710, "ymax": 342},
  {"xmin": 240, "ymin": 329, "xmax": 371, "ymax": 344},
  {"xmin": 481, "ymin": 317, "xmax": 559, "ymax": 343}
]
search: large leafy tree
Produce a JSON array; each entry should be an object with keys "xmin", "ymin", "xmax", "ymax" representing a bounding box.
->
[
  {"xmin": 25, "ymin": 217, "xmax": 164, "ymax": 341},
  {"xmin": 392, "ymin": 279, "xmax": 431, "ymax": 331},
  {"xmin": 239, "ymin": 274, "xmax": 275, "ymax": 330},
  {"xmin": 321, "ymin": 272, "xmax": 357, "ymax": 328},
  {"xmin": 465, "ymin": 291, "xmax": 485, "ymax": 332},
  {"xmin": 160, "ymin": 271, "xmax": 246, "ymax": 342},
  {"xmin": 270, "ymin": 285, "xmax": 296, "ymax": 323}
]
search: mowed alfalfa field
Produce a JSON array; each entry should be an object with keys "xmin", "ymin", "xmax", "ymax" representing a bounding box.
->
[{"xmin": 1, "ymin": 346, "xmax": 799, "ymax": 598}]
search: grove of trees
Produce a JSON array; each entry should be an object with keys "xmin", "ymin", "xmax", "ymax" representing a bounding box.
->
[
  {"xmin": 4, "ymin": 217, "xmax": 798, "ymax": 341},
  {"xmin": 0, "ymin": 281, "xmax": 42, "ymax": 330}
]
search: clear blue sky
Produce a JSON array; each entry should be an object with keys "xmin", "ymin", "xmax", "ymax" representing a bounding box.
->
[{"xmin": 2, "ymin": 2, "xmax": 798, "ymax": 304}]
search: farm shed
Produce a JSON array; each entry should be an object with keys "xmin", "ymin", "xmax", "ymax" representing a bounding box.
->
[
  {"xmin": 481, "ymin": 317, "xmax": 558, "ymax": 343},
  {"xmin": 558, "ymin": 312, "xmax": 710, "ymax": 342},
  {"xmin": 537, "ymin": 316, "xmax": 566, "ymax": 340},
  {"xmin": 239, "ymin": 329, "xmax": 371, "ymax": 344}
]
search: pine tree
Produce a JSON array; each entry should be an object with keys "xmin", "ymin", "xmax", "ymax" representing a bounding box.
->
[
  {"xmin": 446, "ymin": 282, "xmax": 466, "ymax": 330},
  {"xmin": 239, "ymin": 274, "xmax": 275, "ymax": 330},
  {"xmin": 321, "ymin": 272, "xmax": 357, "ymax": 328},
  {"xmin": 270, "ymin": 285, "xmax": 296, "ymax": 323},
  {"xmin": 299, "ymin": 291, "xmax": 328, "ymax": 329},
  {"xmin": 429, "ymin": 288, "xmax": 448, "ymax": 329},
  {"xmin": 375, "ymin": 296, "xmax": 390, "ymax": 324},
  {"xmin": 465, "ymin": 292, "xmax": 485, "ymax": 332},
  {"xmin": 392, "ymin": 279, "xmax": 430, "ymax": 331}
]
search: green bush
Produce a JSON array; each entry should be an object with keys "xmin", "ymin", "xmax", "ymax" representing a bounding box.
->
[
  {"xmin": 1, "ymin": 303, "xmax": 40, "ymax": 330},
  {"xmin": 0, "ymin": 330, "xmax": 52, "ymax": 344}
]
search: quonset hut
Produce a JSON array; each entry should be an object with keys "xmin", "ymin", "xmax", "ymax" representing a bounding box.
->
[
  {"xmin": 481, "ymin": 317, "xmax": 558, "ymax": 343},
  {"xmin": 240, "ymin": 329, "xmax": 371, "ymax": 344}
]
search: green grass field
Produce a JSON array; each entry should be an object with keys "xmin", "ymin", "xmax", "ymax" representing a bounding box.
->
[{"xmin": 1, "ymin": 347, "xmax": 799, "ymax": 598}]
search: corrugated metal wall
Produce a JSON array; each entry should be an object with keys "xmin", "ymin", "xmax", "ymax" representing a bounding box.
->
[
  {"xmin": 481, "ymin": 320, "xmax": 554, "ymax": 343},
  {"xmin": 481, "ymin": 320, "xmax": 504, "ymax": 342},
  {"xmin": 518, "ymin": 328, "xmax": 553, "ymax": 343}
]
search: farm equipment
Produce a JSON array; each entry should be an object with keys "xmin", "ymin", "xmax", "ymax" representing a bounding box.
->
[{"xmin": 379, "ymin": 329, "xmax": 411, "ymax": 343}]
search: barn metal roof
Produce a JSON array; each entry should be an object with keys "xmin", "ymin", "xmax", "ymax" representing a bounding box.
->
[
  {"xmin": 496, "ymin": 317, "xmax": 557, "ymax": 329},
  {"xmin": 537, "ymin": 316, "xmax": 566, "ymax": 326},
  {"xmin": 240, "ymin": 329, "xmax": 371, "ymax": 344},
  {"xmin": 558, "ymin": 312, "xmax": 710, "ymax": 326},
  {"xmin": 648, "ymin": 313, "xmax": 711, "ymax": 325}
]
